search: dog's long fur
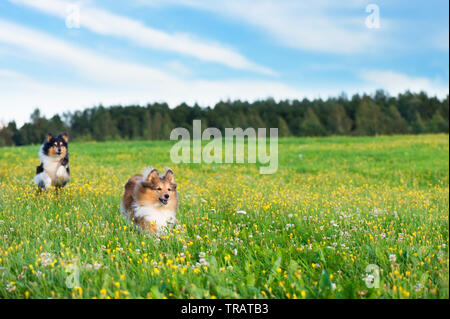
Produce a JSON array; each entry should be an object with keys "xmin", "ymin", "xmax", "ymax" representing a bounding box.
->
[
  {"xmin": 34, "ymin": 133, "xmax": 70, "ymax": 190},
  {"xmin": 120, "ymin": 167, "xmax": 178, "ymax": 234}
]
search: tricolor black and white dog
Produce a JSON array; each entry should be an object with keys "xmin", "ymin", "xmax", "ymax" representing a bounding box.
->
[{"xmin": 34, "ymin": 133, "xmax": 70, "ymax": 190}]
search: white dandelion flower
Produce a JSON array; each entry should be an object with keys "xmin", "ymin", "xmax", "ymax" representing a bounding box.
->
[{"xmin": 389, "ymin": 254, "xmax": 396, "ymax": 263}]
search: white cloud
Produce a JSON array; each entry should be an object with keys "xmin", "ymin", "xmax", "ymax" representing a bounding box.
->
[
  {"xmin": 2, "ymin": 67, "xmax": 447, "ymax": 127},
  {"xmin": 165, "ymin": 60, "xmax": 192, "ymax": 77},
  {"xmin": 137, "ymin": 0, "xmax": 389, "ymax": 54},
  {"xmin": 0, "ymin": 67, "xmax": 304, "ymax": 127},
  {"xmin": 1, "ymin": 18, "xmax": 447, "ymax": 127},
  {"xmin": 0, "ymin": 19, "xmax": 177, "ymax": 87},
  {"xmin": 359, "ymin": 70, "xmax": 449, "ymax": 98},
  {"xmin": 0, "ymin": 19, "xmax": 300, "ymax": 125},
  {"xmin": 8, "ymin": 0, "xmax": 275, "ymax": 75}
]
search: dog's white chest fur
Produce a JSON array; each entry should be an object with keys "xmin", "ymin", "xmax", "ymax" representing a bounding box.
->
[
  {"xmin": 134, "ymin": 204, "xmax": 177, "ymax": 231},
  {"xmin": 43, "ymin": 156, "xmax": 62, "ymax": 181}
]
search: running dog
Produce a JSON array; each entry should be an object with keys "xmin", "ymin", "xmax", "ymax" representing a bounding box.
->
[
  {"xmin": 34, "ymin": 133, "xmax": 70, "ymax": 190},
  {"xmin": 120, "ymin": 167, "xmax": 178, "ymax": 234}
]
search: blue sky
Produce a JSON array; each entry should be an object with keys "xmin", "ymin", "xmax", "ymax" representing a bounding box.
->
[{"xmin": 0, "ymin": 0, "xmax": 448, "ymax": 126}]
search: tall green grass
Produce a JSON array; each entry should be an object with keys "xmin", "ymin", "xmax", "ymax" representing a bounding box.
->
[{"xmin": 0, "ymin": 134, "xmax": 448, "ymax": 298}]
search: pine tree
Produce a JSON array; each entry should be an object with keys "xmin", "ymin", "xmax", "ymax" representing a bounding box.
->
[
  {"xmin": 326, "ymin": 104, "xmax": 352, "ymax": 135},
  {"xmin": 0, "ymin": 124, "xmax": 14, "ymax": 146},
  {"xmin": 29, "ymin": 108, "xmax": 50, "ymax": 144},
  {"xmin": 2, "ymin": 92, "xmax": 450, "ymax": 147},
  {"xmin": 8, "ymin": 121, "xmax": 23, "ymax": 145},
  {"xmin": 426, "ymin": 111, "xmax": 448, "ymax": 133},
  {"xmin": 277, "ymin": 116, "xmax": 291, "ymax": 137},
  {"xmin": 161, "ymin": 113, "xmax": 175, "ymax": 140},
  {"xmin": 387, "ymin": 105, "xmax": 410, "ymax": 134},
  {"xmin": 142, "ymin": 110, "xmax": 152, "ymax": 140},
  {"xmin": 151, "ymin": 112, "xmax": 163, "ymax": 140},
  {"xmin": 93, "ymin": 110, "xmax": 116, "ymax": 141},
  {"xmin": 355, "ymin": 99, "xmax": 385, "ymax": 136},
  {"xmin": 248, "ymin": 113, "xmax": 265, "ymax": 129},
  {"xmin": 298, "ymin": 108, "xmax": 326, "ymax": 136},
  {"xmin": 412, "ymin": 112, "xmax": 426, "ymax": 134}
]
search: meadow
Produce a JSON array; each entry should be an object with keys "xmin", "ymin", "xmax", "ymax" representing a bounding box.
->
[{"xmin": 0, "ymin": 134, "xmax": 448, "ymax": 299}]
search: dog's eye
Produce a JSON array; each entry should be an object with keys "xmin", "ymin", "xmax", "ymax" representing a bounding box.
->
[
  {"xmin": 157, "ymin": 187, "xmax": 162, "ymax": 191},
  {"xmin": 168, "ymin": 188, "xmax": 171, "ymax": 192}
]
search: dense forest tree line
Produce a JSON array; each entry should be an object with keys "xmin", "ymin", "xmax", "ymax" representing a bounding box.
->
[{"xmin": 0, "ymin": 90, "xmax": 448, "ymax": 146}]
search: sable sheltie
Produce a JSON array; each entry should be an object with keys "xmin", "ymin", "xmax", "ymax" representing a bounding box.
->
[
  {"xmin": 33, "ymin": 133, "xmax": 70, "ymax": 190},
  {"xmin": 120, "ymin": 167, "xmax": 178, "ymax": 234}
]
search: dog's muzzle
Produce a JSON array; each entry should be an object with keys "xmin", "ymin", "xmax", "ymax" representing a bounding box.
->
[{"xmin": 159, "ymin": 197, "xmax": 168, "ymax": 205}]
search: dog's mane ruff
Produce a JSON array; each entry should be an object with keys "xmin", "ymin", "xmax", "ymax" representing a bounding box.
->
[{"xmin": 142, "ymin": 166, "xmax": 154, "ymax": 181}]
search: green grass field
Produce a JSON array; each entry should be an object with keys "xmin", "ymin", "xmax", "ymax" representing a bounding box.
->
[{"xmin": 0, "ymin": 134, "xmax": 448, "ymax": 299}]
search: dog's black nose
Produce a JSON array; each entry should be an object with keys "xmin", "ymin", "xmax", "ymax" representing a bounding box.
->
[{"xmin": 164, "ymin": 193, "xmax": 170, "ymax": 199}]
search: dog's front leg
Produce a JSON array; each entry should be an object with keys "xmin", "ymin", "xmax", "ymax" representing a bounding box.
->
[
  {"xmin": 34, "ymin": 172, "xmax": 52, "ymax": 190},
  {"xmin": 56, "ymin": 165, "xmax": 68, "ymax": 179},
  {"xmin": 137, "ymin": 217, "xmax": 158, "ymax": 234}
]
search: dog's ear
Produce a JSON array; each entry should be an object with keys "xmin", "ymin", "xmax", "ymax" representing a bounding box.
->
[
  {"xmin": 59, "ymin": 133, "xmax": 69, "ymax": 143},
  {"xmin": 46, "ymin": 133, "xmax": 53, "ymax": 143},
  {"xmin": 163, "ymin": 168, "xmax": 175, "ymax": 183},
  {"xmin": 142, "ymin": 167, "xmax": 159, "ymax": 187}
]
